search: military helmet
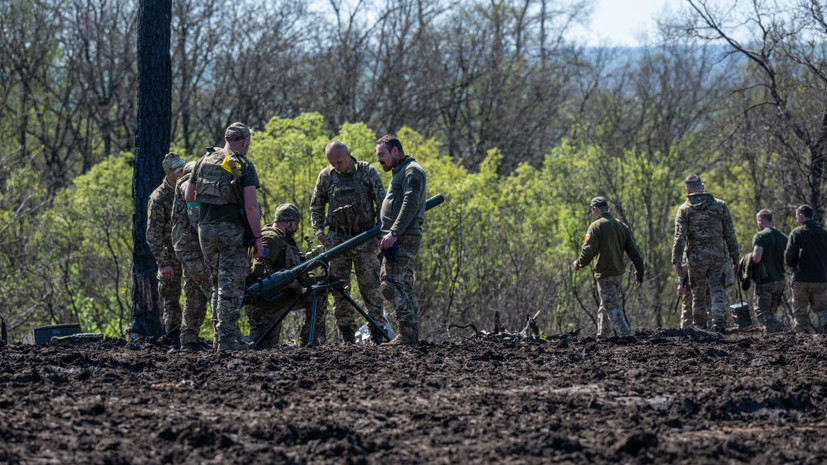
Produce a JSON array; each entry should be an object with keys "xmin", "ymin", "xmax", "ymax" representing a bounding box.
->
[
  {"xmin": 162, "ymin": 152, "xmax": 185, "ymax": 176},
  {"xmin": 274, "ymin": 204, "xmax": 301, "ymax": 223},
  {"xmin": 590, "ymin": 196, "xmax": 608, "ymax": 208}
]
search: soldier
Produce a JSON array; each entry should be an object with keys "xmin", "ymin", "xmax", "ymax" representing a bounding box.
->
[
  {"xmin": 310, "ymin": 140, "xmax": 386, "ymax": 344},
  {"xmin": 171, "ymin": 161, "xmax": 213, "ymax": 351},
  {"xmin": 751, "ymin": 209, "xmax": 788, "ymax": 333},
  {"xmin": 184, "ymin": 122, "xmax": 263, "ymax": 351},
  {"xmin": 672, "ymin": 174, "xmax": 739, "ymax": 334},
  {"xmin": 147, "ymin": 152, "xmax": 186, "ymax": 349},
  {"xmin": 784, "ymin": 204, "xmax": 827, "ymax": 333},
  {"xmin": 376, "ymin": 134, "xmax": 427, "ymax": 345},
  {"xmin": 246, "ymin": 204, "xmax": 327, "ymax": 348},
  {"xmin": 572, "ymin": 197, "xmax": 645, "ymax": 336}
]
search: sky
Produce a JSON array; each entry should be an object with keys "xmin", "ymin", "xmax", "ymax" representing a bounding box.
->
[{"xmin": 570, "ymin": 0, "xmax": 685, "ymax": 47}]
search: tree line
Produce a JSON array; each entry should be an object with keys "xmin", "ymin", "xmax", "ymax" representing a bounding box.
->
[{"xmin": 2, "ymin": 0, "xmax": 827, "ymax": 340}]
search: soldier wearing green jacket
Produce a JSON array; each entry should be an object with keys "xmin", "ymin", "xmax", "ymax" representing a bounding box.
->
[
  {"xmin": 573, "ymin": 197, "xmax": 645, "ymax": 337},
  {"xmin": 784, "ymin": 204, "xmax": 827, "ymax": 333}
]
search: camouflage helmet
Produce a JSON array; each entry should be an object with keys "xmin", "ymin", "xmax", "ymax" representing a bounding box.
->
[
  {"xmin": 225, "ymin": 122, "xmax": 254, "ymax": 141},
  {"xmin": 162, "ymin": 153, "xmax": 185, "ymax": 176},
  {"xmin": 274, "ymin": 204, "xmax": 301, "ymax": 223},
  {"xmin": 183, "ymin": 160, "xmax": 196, "ymax": 175}
]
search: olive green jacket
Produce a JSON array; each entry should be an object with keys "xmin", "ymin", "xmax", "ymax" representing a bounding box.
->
[{"xmin": 576, "ymin": 212, "xmax": 645, "ymax": 280}]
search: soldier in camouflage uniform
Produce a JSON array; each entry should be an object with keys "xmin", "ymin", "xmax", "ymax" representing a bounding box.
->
[
  {"xmin": 147, "ymin": 152, "xmax": 186, "ymax": 349},
  {"xmin": 573, "ymin": 197, "xmax": 645, "ymax": 337},
  {"xmin": 246, "ymin": 204, "xmax": 327, "ymax": 348},
  {"xmin": 672, "ymin": 174, "xmax": 739, "ymax": 334},
  {"xmin": 171, "ymin": 161, "xmax": 213, "ymax": 350},
  {"xmin": 376, "ymin": 134, "xmax": 427, "ymax": 345},
  {"xmin": 185, "ymin": 122, "xmax": 263, "ymax": 351},
  {"xmin": 750, "ymin": 209, "xmax": 788, "ymax": 333},
  {"xmin": 784, "ymin": 205, "xmax": 827, "ymax": 333},
  {"xmin": 310, "ymin": 140, "xmax": 386, "ymax": 344}
]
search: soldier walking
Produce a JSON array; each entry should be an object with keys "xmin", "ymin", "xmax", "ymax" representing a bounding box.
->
[
  {"xmin": 185, "ymin": 122, "xmax": 263, "ymax": 351},
  {"xmin": 784, "ymin": 205, "xmax": 827, "ymax": 333},
  {"xmin": 672, "ymin": 174, "xmax": 739, "ymax": 334},
  {"xmin": 750, "ymin": 209, "xmax": 788, "ymax": 333},
  {"xmin": 310, "ymin": 141, "xmax": 386, "ymax": 344},
  {"xmin": 572, "ymin": 197, "xmax": 645, "ymax": 336},
  {"xmin": 170, "ymin": 161, "xmax": 213, "ymax": 350},
  {"xmin": 376, "ymin": 134, "xmax": 427, "ymax": 345},
  {"xmin": 146, "ymin": 152, "xmax": 186, "ymax": 349}
]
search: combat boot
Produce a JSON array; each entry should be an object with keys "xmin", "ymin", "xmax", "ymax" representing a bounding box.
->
[
  {"xmin": 757, "ymin": 314, "xmax": 786, "ymax": 334},
  {"xmin": 339, "ymin": 325, "xmax": 356, "ymax": 345},
  {"xmin": 383, "ymin": 322, "xmax": 418, "ymax": 346},
  {"xmin": 217, "ymin": 339, "xmax": 250, "ymax": 352},
  {"xmin": 369, "ymin": 327, "xmax": 387, "ymax": 345}
]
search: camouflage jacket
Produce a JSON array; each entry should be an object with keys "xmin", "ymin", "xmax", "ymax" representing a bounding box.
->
[
  {"xmin": 310, "ymin": 158, "xmax": 385, "ymax": 237},
  {"xmin": 576, "ymin": 212, "xmax": 645, "ymax": 280},
  {"xmin": 380, "ymin": 156, "xmax": 426, "ymax": 236},
  {"xmin": 671, "ymin": 192, "xmax": 739, "ymax": 266},
  {"xmin": 171, "ymin": 173, "xmax": 201, "ymax": 254},
  {"xmin": 146, "ymin": 178, "xmax": 178, "ymax": 268}
]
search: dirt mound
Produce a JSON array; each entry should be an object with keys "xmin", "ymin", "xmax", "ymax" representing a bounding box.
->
[{"xmin": 1, "ymin": 329, "xmax": 826, "ymax": 464}]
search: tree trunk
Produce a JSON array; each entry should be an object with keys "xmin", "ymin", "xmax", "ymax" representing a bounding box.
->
[{"xmin": 131, "ymin": 0, "xmax": 171, "ymax": 338}]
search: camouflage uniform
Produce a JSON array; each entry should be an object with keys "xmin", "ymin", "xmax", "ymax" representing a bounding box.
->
[
  {"xmin": 380, "ymin": 156, "xmax": 427, "ymax": 329},
  {"xmin": 246, "ymin": 224, "xmax": 328, "ymax": 347},
  {"xmin": 171, "ymin": 170, "xmax": 212, "ymax": 346},
  {"xmin": 147, "ymin": 173, "xmax": 183, "ymax": 336},
  {"xmin": 191, "ymin": 146, "xmax": 259, "ymax": 344},
  {"xmin": 575, "ymin": 204, "xmax": 645, "ymax": 337},
  {"xmin": 784, "ymin": 219, "xmax": 827, "ymax": 333},
  {"xmin": 672, "ymin": 192, "xmax": 739, "ymax": 333},
  {"xmin": 310, "ymin": 158, "xmax": 386, "ymax": 337}
]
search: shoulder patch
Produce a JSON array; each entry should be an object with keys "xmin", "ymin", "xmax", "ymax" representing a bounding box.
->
[
  {"xmin": 584, "ymin": 232, "xmax": 591, "ymax": 243},
  {"xmin": 147, "ymin": 209, "xmax": 152, "ymax": 219}
]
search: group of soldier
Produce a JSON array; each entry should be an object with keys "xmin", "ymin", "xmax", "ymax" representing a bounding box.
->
[
  {"xmin": 573, "ymin": 174, "xmax": 827, "ymax": 336},
  {"xmin": 146, "ymin": 123, "xmax": 427, "ymax": 351}
]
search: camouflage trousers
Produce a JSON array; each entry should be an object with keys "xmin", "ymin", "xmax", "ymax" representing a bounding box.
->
[
  {"xmin": 199, "ymin": 222, "xmax": 249, "ymax": 343},
  {"xmin": 327, "ymin": 230, "xmax": 385, "ymax": 330},
  {"xmin": 688, "ymin": 255, "xmax": 728, "ymax": 332},
  {"xmin": 595, "ymin": 275, "xmax": 633, "ymax": 336},
  {"xmin": 380, "ymin": 235, "xmax": 421, "ymax": 326},
  {"xmin": 791, "ymin": 281, "xmax": 827, "ymax": 333},
  {"xmin": 753, "ymin": 280, "xmax": 784, "ymax": 325},
  {"xmin": 679, "ymin": 289, "xmax": 693, "ymax": 329},
  {"xmin": 175, "ymin": 247, "xmax": 212, "ymax": 345},
  {"xmin": 157, "ymin": 262, "xmax": 182, "ymax": 334}
]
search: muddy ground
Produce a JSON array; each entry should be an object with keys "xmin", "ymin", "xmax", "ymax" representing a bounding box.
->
[{"xmin": 1, "ymin": 329, "xmax": 826, "ymax": 464}]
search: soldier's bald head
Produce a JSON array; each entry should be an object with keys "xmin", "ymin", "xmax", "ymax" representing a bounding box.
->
[{"xmin": 325, "ymin": 140, "xmax": 349, "ymax": 157}]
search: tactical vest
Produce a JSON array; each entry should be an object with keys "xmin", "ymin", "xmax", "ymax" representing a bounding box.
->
[
  {"xmin": 194, "ymin": 147, "xmax": 242, "ymax": 206},
  {"xmin": 326, "ymin": 161, "xmax": 375, "ymax": 232},
  {"xmin": 171, "ymin": 175, "xmax": 201, "ymax": 252}
]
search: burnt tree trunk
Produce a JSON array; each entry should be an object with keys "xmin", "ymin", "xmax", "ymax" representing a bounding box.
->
[{"xmin": 131, "ymin": 0, "xmax": 171, "ymax": 338}]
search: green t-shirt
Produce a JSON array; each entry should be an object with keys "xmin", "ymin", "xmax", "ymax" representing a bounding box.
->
[
  {"xmin": 199, "ymin": 155, "xmax": 260, "ymax": 225},
  {"xmin": 753, "ymin": 227, "xmax": 787, "ymax": 282}
]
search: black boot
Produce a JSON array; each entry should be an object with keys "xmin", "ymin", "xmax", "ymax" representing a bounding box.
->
[
  {"xmin": 339, "ymin": 325, "xmax": 356, "ymax": 345},
  {"xmin": 167, "ymin": 329, "xmax": 181, "ymax": 352}
]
